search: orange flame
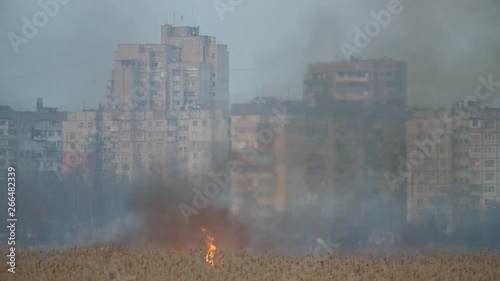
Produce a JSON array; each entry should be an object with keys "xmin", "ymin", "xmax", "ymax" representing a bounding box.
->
[{"xmin": 201, "ymin": 227, "xmax": 216, "ymax": 267}]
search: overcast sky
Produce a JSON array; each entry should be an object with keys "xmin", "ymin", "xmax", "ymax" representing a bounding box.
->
[{"xmin": 1, "ymin": 0, "xmax": 499, "ymax": 111}]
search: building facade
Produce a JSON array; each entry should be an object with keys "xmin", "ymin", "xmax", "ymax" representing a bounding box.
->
[
  {"xmin": 304, "ymin": 57, "xmax": 407, "ymax": 107},
  {"xmin": 406, "ymin": 103, "xmax": 500, "ymax": 234},
  {"xmin": 0, "ymin": 100, "xmax": 66, "ymax": 183},
  {"xmin": 230, "ymin": 98, "xmax": 305, "ymax": 218},
  {"xmin": 106, "ymin": 24, "xmax": 229, "ymax": 115}
]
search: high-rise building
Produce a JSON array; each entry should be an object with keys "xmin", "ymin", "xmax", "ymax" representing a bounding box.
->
[
  {"xmin": 405, "ymin": 108, "xmax": 453, "ymax": 234},
  {"xmin": 0, "ymin": 101, "xmax": 66, "ymax": 183},
  {"xmin": 63, "ymin": 24, "xmax": 230, "ymax": 183},
  {"xmin": 406, "ymin": 103, "xmax": 500, "ymax": 234},
  {"xmin": 106, "ymin": 24, "xmax": 229, "ymax": 115},
  {"xmin": 304, "ymin": 57, "xmax": 407, "ymax": 107},
  {"xmin": 230, "ymin": 98, "xmax": 305, "ymax": 218},
  {"xmin": 301, "ymin": 58, "xmax": 409, "ymax": 222}
]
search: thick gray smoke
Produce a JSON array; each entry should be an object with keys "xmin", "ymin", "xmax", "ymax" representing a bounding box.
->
[{"xmin": 251, "ymin": 0, "xmax": 500, "ymax": 107}]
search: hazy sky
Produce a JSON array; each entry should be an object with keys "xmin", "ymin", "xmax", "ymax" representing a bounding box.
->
[{"xmin": 1, "ymin": 0, "xmax": 499, "ymax": 111}]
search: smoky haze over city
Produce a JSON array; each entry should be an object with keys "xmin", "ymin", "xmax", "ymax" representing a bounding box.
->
[{"xmin": 1, "ymin": 0, "xmax": 500, "ymax": 280}]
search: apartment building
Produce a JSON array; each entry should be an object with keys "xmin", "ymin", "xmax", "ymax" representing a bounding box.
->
[
  {"xmin": 60, "ymin": 23, "xmax": 231, "ymax": 183},
  {"xmin": 230, "ymin": 97, "xmax": 306, "ymax": 218},
  {"xmin": 406, "ymin": 109, "xmax": 453, "ymax": 234},
  {"xmin": 63, "ymin": 106, "xmax": 228, "ymax": 183},
  {"xmin": 0, "ymin": 100, "xmax": 66, "ymax": 183},
  {"xmin": 300, "ymin": 57, "xmax": 409, "ymax": 222},
  {"xmin": 304, "ymin": 57, "xmax": 407, "ymax": 107},
  {"xmin": 106, "ymin": 24, "xmax": 229, "ymax": 115},
  {"xmin": 63, "ymin": 110, "xmax": 98, "ymax": 181},
  {"xmin": 0, "ymin": 106, "xmax": 16, "ymax": 181},
  {"xmin": 304, "ymin": 102, "xmax": 408, "ymax": 220},
  {"xmin": 406, "ymin": 103, "xmax": 500, "ymax": 234}
]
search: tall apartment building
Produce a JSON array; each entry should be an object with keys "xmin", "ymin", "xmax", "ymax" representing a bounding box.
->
[
  {"xmin": 0, "ymin": 100, "xmax": 66, "ymax": 183},
  {"xmin": 406, "ymin": 109, "xmax": 453, "ymax": 234},
  {"xmin": 63, "ymin": 110, "xmax": 99, "ymax": 181},
  {"xmin": 63, "ymin": 107, "xmax": 228, "ymax": 183},
  {"xmin": 0, "ymin": 106, "xmax": 16, "ymax": 181},
  {"xmin": 230, "ymin": 98, "xmax": 306, "ymax": 218},
  {"xmin": 406, "ymin": 103, "xmax": 500, "ymax": 234},
  {"xmin": 304, "ymin": 57, "xmax": 407, "ymax": 106},
  {"xmin": 106, "ymin": 24, "xmax": 229, "ymax": 115},
  {"xmin": 62, "ymin": 24, "xmax": 230, "ymax": 183},
  {"xmin": 304, "ymin": 102, "xmax": 408, "ymax": 220},
  {"xmin": 300, "ymin": 58, "xmax": 408, "ymax": 222}
]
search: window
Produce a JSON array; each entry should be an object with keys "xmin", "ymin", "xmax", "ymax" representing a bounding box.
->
[
  {"xmin": 471, "ymin": 119, "xmax": 481, "ymax": 128},
  {"xmin": 186, "ymin": 69, "xmax": 198, "ymax": 77},
  {"xmin": 173, "ymin": 70, "xmax": 181, "ymax": 76},
  {"xmin": 202, "ymin": 120, "xmax": 207, "ymax": 126},
  {"xmin": 70, "ymin": 133, "xmax": 76, "ymax": 140},
  {"xmin": 88, "ymin": 122, "xmax": 93, "ymax": 127},
  {"xmin": 484, "ymin": 120, "xmax": 495, "ymax": 128},
  {"xmin": 484, "ymin": 147, "xmax": 494, "ymax": 154},
  {"xmin": 484, "ymin": 133, "xmax": 495, "ymax": 141},
  {"xmin": 156, "ymin": 121, "xmax": 163, "ymax": 127},
  {"xmin": 152, "ymin": 52, "xmax": 161, "ymax": 58},
  {"xmin": 472, "ymin": 172, "xmax": 480, "ymax": 180},
  {"xmin": 122, "ymin": 164, "xmax": 129, "ymax": 171},
  {"xmin": 485, "ymin": 160, "xmax": 495, "ymax": 168},
  {"xmin": 483, "ymin": 186, "xmax": 495, "ymax": 193},
  {"xmin": 470, "ymin": 147, "xmax": 481, "ymax": 153},
  {"xmin": 173, "ymin": 81, "xmax": 180, "ymax": 86},
  {"xmin": 192, "ymin": 121, "xmax": 197, "ymax": 126},
  {"xmin": 48, "ymin": 131, "xmax": 55, "ymax": 137},
  {"xmin": 470, "ymin": 133, "xmax": 481, "ymax": 141},
  {"xmin": 485, "ymin": 199, "xmax": 495, "ymax": 206},
  {"xmin": 70, "ymin": 144, "xmax": 75, "ymax": 149},
  {"xmin": 78, "ymin": 122, "xmax": 83, "ymax": 128},
  {"xmin": 484, "ymin": 172, "xmax": 495, "ymax": 181}
]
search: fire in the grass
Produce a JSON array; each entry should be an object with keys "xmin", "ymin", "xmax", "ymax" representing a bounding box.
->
[{"xmin": 200, "ymin": 227, "xmax": 218, "ymax": 267}]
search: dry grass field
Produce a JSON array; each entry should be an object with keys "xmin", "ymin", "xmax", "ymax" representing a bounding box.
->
[{"xmin": 1, "ymin": 247, "xmax": 499, "ymax": 281}]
